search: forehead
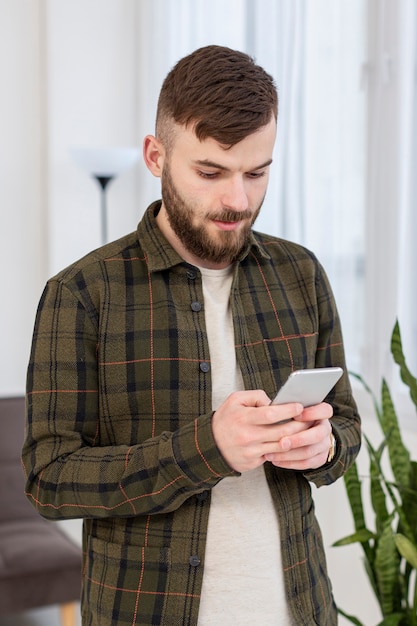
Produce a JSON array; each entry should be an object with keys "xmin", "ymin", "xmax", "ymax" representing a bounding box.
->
[{"xmin": 170, "ymin": 119, "xmax": 277, "ymax": 170}]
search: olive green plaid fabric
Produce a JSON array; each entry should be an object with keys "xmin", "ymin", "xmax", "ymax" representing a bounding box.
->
[{"xmin": 23, "ymin": 201, "xmax": 361, "ymax": 625}]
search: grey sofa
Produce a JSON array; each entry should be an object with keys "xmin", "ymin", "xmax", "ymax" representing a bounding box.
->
[{"xmin": 0, "ymin": 396, "xmax": 82, "ymax": 625}]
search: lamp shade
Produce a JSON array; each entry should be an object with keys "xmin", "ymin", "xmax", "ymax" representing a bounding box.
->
[
  {"xmin": 70, "ymin": 146, "xmax": 140, "ymax": 177},
  {"xmin": 69, "ymin": 146, "xmax": 140, "ymax": 245}
]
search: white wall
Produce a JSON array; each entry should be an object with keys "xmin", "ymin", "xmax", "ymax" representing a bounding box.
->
[
  {"xmin": 45, "ymin": 0, "xmax": 145, "ymax": 274},
  {"xmin": 0, "ymin": 1, "xmax": 46, "ymax": 396},
  {"xmin": 0, "ymin": 0, "xmax": 148, "ymax": 396}
]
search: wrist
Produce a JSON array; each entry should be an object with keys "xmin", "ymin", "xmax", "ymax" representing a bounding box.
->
[{"xmin": 327, "ymin": 431, "xmax": 336, "ymax": 463}]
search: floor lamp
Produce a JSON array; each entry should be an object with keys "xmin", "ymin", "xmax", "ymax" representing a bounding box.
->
[{"xmin": 71, "ymin": 147, "xmax": 140, "ymax": 244}]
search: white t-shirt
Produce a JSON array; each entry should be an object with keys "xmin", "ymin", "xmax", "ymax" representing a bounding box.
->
[{"xmin": 196, "ymin": 266, "xmax": 292, "ymax": 626}]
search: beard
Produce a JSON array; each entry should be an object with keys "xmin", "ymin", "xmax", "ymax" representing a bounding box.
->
[{"xmin": 161, "ymin": 164, "xmax": 263, "ymax": 265}]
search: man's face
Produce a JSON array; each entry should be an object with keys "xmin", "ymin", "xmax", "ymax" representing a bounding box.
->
[{"xmin": 154, "ymin": 118, "xmax": 276, "ymax": 268}]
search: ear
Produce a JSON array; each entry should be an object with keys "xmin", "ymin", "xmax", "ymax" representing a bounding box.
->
[{"xmin": 143, "ymin": 135, "xmax": 165, "ymax": 177}]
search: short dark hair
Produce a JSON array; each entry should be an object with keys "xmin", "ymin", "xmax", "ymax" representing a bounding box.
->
[{"xmin": 156, "ymin": 45, "xmax": 278, "ymax": 148}]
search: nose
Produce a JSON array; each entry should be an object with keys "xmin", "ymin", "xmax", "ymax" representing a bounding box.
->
[{"xmin": 221, "ymin": 176, "xmax": 249, "ymax": 212}]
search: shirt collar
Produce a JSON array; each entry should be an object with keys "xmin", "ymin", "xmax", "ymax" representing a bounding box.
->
[{"xmin": 137, "ymin": 200, "xmax": 271, "ymax": 272}]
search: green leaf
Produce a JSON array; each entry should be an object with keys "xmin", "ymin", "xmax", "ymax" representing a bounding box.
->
[
  {"xmin": 375, "ymin": 518, "xmax": 401, "ymax": 616},
  {"xmin": 380, "ymin": 379, "xmax": 411, "ymax": 489},
  {"xmin": 369, "ymin": 445, "xmax": 389, "ymax": 533},
  {"xmin": 394, "ymin": 534, "xmax": 417, "ymax": 570},
  {"xmin": 336, "ymin": 322, "xmax": 417, "ymax": 625},
  {"xmin": 391, "ymin": 320, "xmax": 417, "ymax": 407},
  {"xmin": 337, "ymin": 607, "xmax": 365, "ymax": 625},
  {"xmin": 377, "ymin": 614, "xmax": 406, "ymax": 626},
  {"xmin": 343, "ymin": 462, "xmax": 366, "ymax": 531},
  {"xmin": 399, "ymin": 461, "xmax": 417, "ymax": 544},
  {"xmin": 332, "ymin": 528, "xmax": 375, "ymax": 547}
]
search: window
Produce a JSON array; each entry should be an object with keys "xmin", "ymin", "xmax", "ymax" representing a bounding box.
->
[{"xmin": 137, "ymin": 1, "xmax": 416, "ymax": 423}]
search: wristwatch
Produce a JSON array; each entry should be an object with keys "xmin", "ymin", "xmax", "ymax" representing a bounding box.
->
[{"xmin": 327, "ymin": 431, "xmax": 336, "ymax": 463}]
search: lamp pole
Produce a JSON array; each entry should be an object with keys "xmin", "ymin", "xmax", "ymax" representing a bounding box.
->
[
  {"xmin": 94, "ymin": 175, "xmax": 114, "ymax": 245},
  {"xmin": 71, "ymin": 147, "xmax": 139, "ymax": 245}
]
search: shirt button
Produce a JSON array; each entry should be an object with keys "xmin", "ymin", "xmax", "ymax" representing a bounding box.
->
[
  {"xmin": 187, "ymin": 270, "xmax": 197, "ymax": 280},
  {"xmin": 189, "ymin": 555, "xmax": 201, "ymax": 567},
  {"xmin": 196, "ymin": 490, "xmax": 209, "ymax": 502},
  {"xmin": 191, "ymin": 301, "xmax": 202, "ymax": 312},
  {"xmin": 199, "ymin": 362, "xmax": 210, "ymax": 373}
]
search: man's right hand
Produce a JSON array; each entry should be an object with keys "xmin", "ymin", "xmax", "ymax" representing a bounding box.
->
[{"xmin": 211, "ymin": 390, "xmax": 306, "ymax": 473}]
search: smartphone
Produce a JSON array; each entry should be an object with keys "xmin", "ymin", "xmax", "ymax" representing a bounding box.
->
[{"xmin": 271, "ymin": 367, "xmax": 343, "ymax": 407}]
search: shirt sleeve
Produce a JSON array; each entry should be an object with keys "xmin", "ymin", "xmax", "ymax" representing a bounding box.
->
[
  {"xmin": 300, "ymin": 260, "xmax": 361, "ymax": 487},
  {"xmin": 22, "ymin": 279, "xmax": 236, "ymax": 521}
]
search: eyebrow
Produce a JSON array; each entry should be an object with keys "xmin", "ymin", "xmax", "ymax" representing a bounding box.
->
[{"xmin": 193, "ymin": 158, "xmax": 273, "ymax": 172}]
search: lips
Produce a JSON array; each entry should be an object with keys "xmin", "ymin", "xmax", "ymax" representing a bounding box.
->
[{"xmin": 212, "ymin": 219, "xmax": 242, "ymax": 231}]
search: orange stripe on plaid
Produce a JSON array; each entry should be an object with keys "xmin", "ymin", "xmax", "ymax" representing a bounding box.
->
[
  {"xmin": 194, "ymin": 420, "xmax": 224, "ymax": 479},
  {"xmin": 132, "ymin": 546, "xmax": 146, "ymax": 624},
  {"xmin": 283, "ymin": 557, "xmax": 308, "ymax": 571},
  {"xmin": 26, "ymin": 473, "xmax": 190, "ymax": 513},
  {"xmin": 145, "ymin": 253, "xmax": 157, "ymax": 439},
  {"xmin": 250, "ymin": 250, "xmax": 295, "ymax": 370},
  {"xmin": 118, "ymin": 484, "xmax": 137, "ymax": 514},
  {"xmin": 28, "ymin": 389, "xmax": 98, "ymax": 395},
  {"xmin": 86, "ymin": 574, "xmax": 200, "ymax": 598},
  {"xmin": 144, "ymin": 516, "xmax": 151, "ymax": 549},
  {"xmin": 317, "ymin": 342, "xmax": 343, "ymax": 350},
  {"xmin": 235, "ymin": 331, "xmax": 319, "ymax": 349},
  {"xmin": 124, "ymin": 447, "xmax": 132, "ymax": 470},
  {"xmin": 100, "ymin": 357, "xmax": 208, "ymax": 366}
]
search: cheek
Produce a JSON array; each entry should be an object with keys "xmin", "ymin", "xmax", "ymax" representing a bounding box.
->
[
  {"xmin": 186, "ymin": 182, "xmax": 219, "ymax": 210},
  {"xmin": 173, "ymin": 169, "xmax": 205, "ymax": 196},
  {"xmin": 250, "ymin": 178, "xmax": 269, "ymax": 207}
]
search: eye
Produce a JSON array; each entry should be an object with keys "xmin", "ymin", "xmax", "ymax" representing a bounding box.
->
[
  {"xmin": 247, "ymin": 170, "xmax": 267, "ymax": 179},
  {"xmin": 197, "ymin": 170, "xmax": 219, "ymax": 179}
]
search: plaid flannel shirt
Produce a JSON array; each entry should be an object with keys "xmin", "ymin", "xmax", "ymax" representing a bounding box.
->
[{"xmin": 23, "ymin": 201, "xmax": 361, "ymax": 625}]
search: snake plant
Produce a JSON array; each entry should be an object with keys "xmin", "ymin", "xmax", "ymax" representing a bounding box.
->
[{"xmin": 333, "ymin": 321, "xmax": 417, "ymax": 626}]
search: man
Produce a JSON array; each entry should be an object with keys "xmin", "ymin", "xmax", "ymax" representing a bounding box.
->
[{"xmin": 23, "ymin": 45, "xmax": 361, "ymax": 625}]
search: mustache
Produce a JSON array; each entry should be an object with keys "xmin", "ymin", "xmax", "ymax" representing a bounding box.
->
[{"xmin": 209, "ymin": 209, "xmax": 253, "ymax": 222}]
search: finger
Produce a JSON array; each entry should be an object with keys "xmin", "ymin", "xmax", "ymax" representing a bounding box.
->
[
  {"xmin": 293, "ymin": 402, "xmax": 333, "ymax": 422},
  {"xmin": 241, "ymin": 421, "xmax": 310, "ymax": 458},
  {"xmin": 264, "ymin": 402, "xmax": 304, "ymax": 424},
  {"xmin": 261, "ymin": 418, "xmax": 311, "ymax": 443},
  {"xmin": 268, "ymin": 450, "xmax": 329, "ymax": 471},
  {"xmin": 232, "ymin": 388, "xmax": 273, "ymax": 408},
  {"xmin": 264, "ymin": 430, "xmax": 331, "ymax": 464},
  {"xmin": 274, "ymin": 419, "xmax": 331, "ymax": 453},
  {"xmin": 269, "ymin": 439, "xmax": 328, "ymax": 462}
]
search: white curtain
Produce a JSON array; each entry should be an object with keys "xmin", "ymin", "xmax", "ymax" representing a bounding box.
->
[
  {"xmin": 364, "ymin": 0, "xmax": 417, "ymax": 396},
  {"xmin": 136, "ymin": 0, "xmax": 416, "ymax": 411},
  {"xmin": 253, "ymin": 1, "xmax": 367, "ymax": 376}
]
